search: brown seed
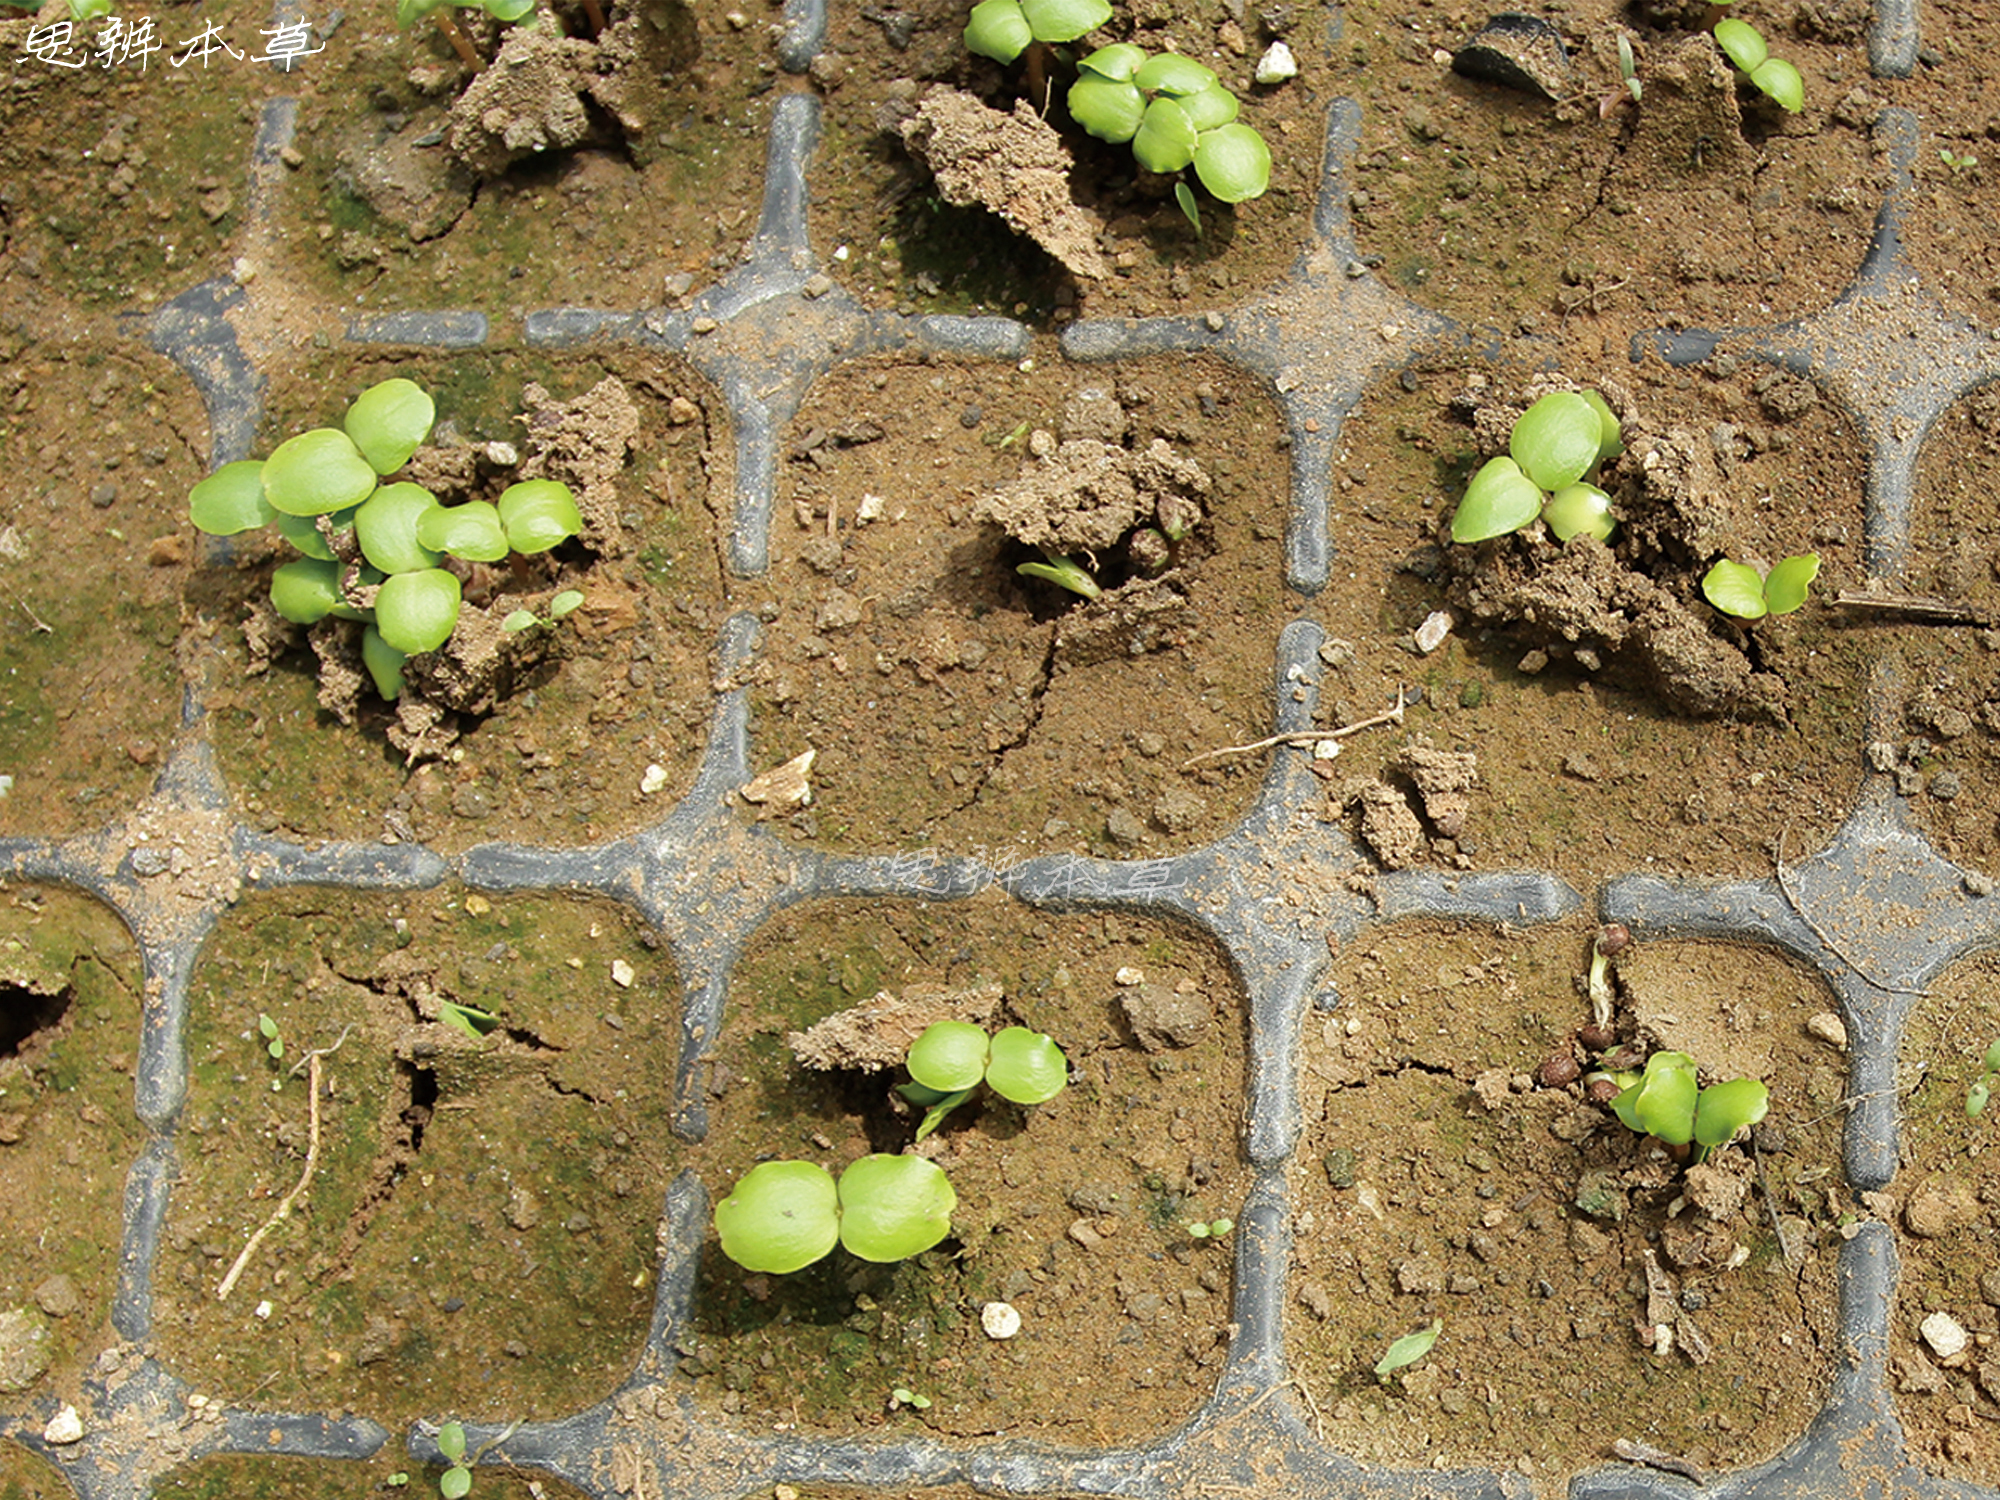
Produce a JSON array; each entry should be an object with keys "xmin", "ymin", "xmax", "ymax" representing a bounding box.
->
[
  {"xmin": 1537, "ymin": 1052, "xmax": 1581, "ymax": 1088},
  {"xmin": 1584, "ymin": 1077, "xmax": 1621, "ymax": 1105},
  {"xmin": 1577, "ymin": 1023, "xmax": 1616, "ymax": 1052},
  {"xmin": 1595, "ymin": 923, "xmax": 1631, "ymax": 957}
]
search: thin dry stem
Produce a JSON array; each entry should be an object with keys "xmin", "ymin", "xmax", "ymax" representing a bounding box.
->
[{"xmin": 1182, "ymin": 686, "xmax": 1407, "ymax": 769}]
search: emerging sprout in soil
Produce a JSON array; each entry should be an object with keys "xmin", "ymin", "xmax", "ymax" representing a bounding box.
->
[
  {"xmin": 713, "ymin": 1155, "xmax": 958, "ymax": 1274},
  {"xmin": 1016, "ymin": 551, "xmax": 1103, "ymax": 600},
  {"xmin": 1585, "ymin": 923, "xmax": 1630, "ymax": 1033},
  {"xmin": 1700, "ymin": 553, "xmax": 1819, "ymax": 621},
  {"xmin": 187, "ymin": 378, "xmax": 585, "ymax": 701},
  {"xmin": 502, "ymin": 588, "xmax": 585, "ymax": 634},
  {"xmin": 889, "ymin": 1386, "xmax": 933, "ymax": 1411},
  {"xmin": 1605, "ymin": 1050, "xmax": 1769, "ymax": 1161},
  {"xmin": 1185, "ymin": 1216, "xmax": 1234, "ymax": 1239},
  {"xmin": 438, "ymin": 1000, "xmax": 500, "ymax": 1039},
  {"xmin": 901, "ymin": 1020, "xmax": 1071, "ymax": 1140},
  {"xmin": 1712, "ymin": 16, "xmax": 1804, "ymax": 113},
  {"xmin": 1940, "ymin": 147, "xmax": 1980, "ymax": 176},
  {"xmin": 436, "ymin": 1421, "xmax": 474, "ymax": 1500},
  {"xmin": 1965, "ymin": 1038, "xmax": 2000, "ymax": 1117},
  {"xmin": 396, "ymin": 0, "xmax": 539, "ymax": 70},
  {"xmin": 1451, "ymin": 390, "xmax": 1622, "ymax": 545},
  {"xmin": 1374, "ymin": 1318, "xmax": 1442, "ymax": 1379}
]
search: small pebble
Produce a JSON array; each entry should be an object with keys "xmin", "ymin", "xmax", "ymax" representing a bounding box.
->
[
  {"xmin": 44, "ymin": 1406, "xmax": 83, "ymax": 1445},
  {"xmin": 610, "ymin": 959, "xmax": 635, "ymax": 988},
  {"xmin": 981, "ymin": 1301, "xmax": 1021, "ymax": 1339},
  {"xmin": 1922, "ymin": 1310, "xmax": 1969, "ymax": 1360},
  {"xmin": 1806, "ymin": 1012, "xmax": 1847, "ymax": 1051}
]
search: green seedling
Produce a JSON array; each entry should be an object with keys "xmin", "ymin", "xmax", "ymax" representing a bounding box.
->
[
  {"xmin": 1601, "ymin": 34, "xmax": 1641, "ymax": 119},
  {"xmin": 1016, "ymin": 552, "xmax": 1103, "ymax": 600},
  {"xmin": 1069, "ymin": 44, "xmax": 1273, "ymax": 220},
  {"xmin": 1374, "ymin": 1319, "xmax": 1441, "ymax": 1379},
  {"xmin": 436, "ymin": 1421, "xmax": 473, "ymax": 1500},
  {"xmin": 889, "ymin": 1386, "xmax": 933, "ymax": 1410},
  {"xmin": 713, "ymin": 1154, "xmax": 958, "ymax": 1273},
  {"xmin": 1186, "ymin": 1217, "xmax": 1234, "ymax": 1239},
  {"xmin": 1713, "ymin": 17, "xmax": 1803, "ymax": 113},
  {"xmin": 1940, "ymin": 148, "xmax": 1980, "ymax": 176},
  {"xmin": 1451, "ymin": 390, "xmax": 1623, "ymax": 544},
  {"xmin": 502, "ymin": 588, "xmax": 585, "ymax": 634},
  {"xmin": 258, "ymin": 1013, "xmax": 284, "ymax": 1061},
  {"xmin": 1965, "ymin": 1038, "xmax": 2000, "ymax": 1116},
  {"xmin": 188, "ymin": 378, "xmax": 585, "ymax": 701},
  {"xmin": 1700, "ymin": 552, "xmax": 1818, "ymax": 620},
  {"xmin": 900, "ymin": 1020, "xmax": 1070, "ymax": 1139},
  {"xmin": 438, "ymin": 1001, "xmax": 500, "ymax": 1039},
  {"xmin": 1604, "ymin": 1050, "xmax": 1769, "ymax": 1161}
]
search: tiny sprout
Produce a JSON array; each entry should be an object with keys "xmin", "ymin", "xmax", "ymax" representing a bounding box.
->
[
  {"xmin": 436, "ymin": 1422, "xmax": 472, "ymax": 1500},
  {"xmin": 1712, "ymin": 17, "xmax": 1804, "ymax": 113},
  {"xmin": 1586, "ymin": 923, "xmax": 1629, "ymax": 1032},
  {"xmin": 1967, "ymin": 1039, "xmax": 2000, "ymax": 1117},
  {"xmin": 258, "ymin": 1013, "xmax": 284, "ymax": 1061},
  {"xmin": 902, "ymin": 1021, "xmax": 1071, "ymax": 1138},
  {"xmin": 1016, "ymin": 552, "xmax": 1103, "ymax": 600},
  {"xmin": 386, "ymin": 1476, "xmax": 411, "ymax": 1489},
  {"xmin": 1451, "ymin": 390, "xmax": 1622, "ymax": 545},
  {"xmin": 890, "ymin": 1386, "xmax": 933, "ymax": 1410},
  {"xmin": 1940, "ymin": 147, "xmax": 1980, "ymax": 175},
  {"xmin": 438, "ymin": 1001, "xmax": 500, "ymax": 1039},
  {"xmin": 1609, "ymin": 1050, "xmax": 1768, "ymax": 1161},
  {"xmin": 1375, "ymin": 1318, "xmax": 1442, "ymax": 1379},
  {"xmin": 1186, "ymin": 1217, "xmax": 1234, "ymax": 1239},
  {"xmin": 1619, "ymin": 34, "xmax": 1641, "ymax": 102},
  {"xmin": 502, "ymin": 589, "xmax": 586, "ymax": 634},
  {"xmin": 1701, "ymin": 553, "xmax": 1819, "ymax": 621},
  {"xmin": 713, "ymin": 1155, "xmax": 957, "ymax": 1273}
]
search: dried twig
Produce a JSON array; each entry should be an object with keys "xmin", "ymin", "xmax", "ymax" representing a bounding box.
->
[
  {"xmin": 1183, "ymin": 686, "xmax": 1408, "ymax": 769},
  {"xmin": 11, "ymin": 593, "xmax": 51, "ymax": 633},
  {"xmin": 216, "ymin": 1027, "xmax": 352, "ymax": 1301},
  {"xmin": 1829, "ymin": 589, "xmax": 1989, "ymax": 626},
  {"xmin": 1751, "ymin": 1135, "xmax": 1798, "ymax": 1267}
]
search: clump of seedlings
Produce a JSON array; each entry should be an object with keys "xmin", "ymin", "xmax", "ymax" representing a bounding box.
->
[
  {"xmin": 1435, "ymin": 375, "xmax": 1819, "ymax": 721},
  {"xmin": 191, "ymin": 376, "xmax": 634, "ymax": 761}
]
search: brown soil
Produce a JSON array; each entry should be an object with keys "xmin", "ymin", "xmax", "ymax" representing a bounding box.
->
[
  {"xmin": 681, "ymin": 892, "xmax": 1252, "ymax": 1442},
  {"xmin": 1287, "ymin": 919, "xmax": 1848, "ymax": 1491},
  {"xmin": 0, "ymin": 884, "xmax": 145, "ymax": 1399},
  {"xmin": 0, "ymin": 1441, "xmax": 68, "ymax": 1499},
  {"xmin": 1891, "ymin": 953, "xmax": 2000, "ymax": 1484},
  {"xmin": 749, "ymin": 352, "xmax": 1291, "ymax": 858},
  {"xmin": 152, "ymin": 886, "xmax": 683, "ymax": 1425}
]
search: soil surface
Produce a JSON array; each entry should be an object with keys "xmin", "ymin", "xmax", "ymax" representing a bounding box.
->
[
  {"xmin": 152, "ymin": 886, "xmax": 683, "ymax": 1425},
  {"xmin": 0, "ymin": 885, "xmax": 144, "ymax": 1402},
  {"xmin": 1287, "ymin": 919, "xmax": 1848, "ymax": 1490},
  {"xmin": 1891, "ymin": 954, "xmax": 2000, "ymax": 1485},
  {"xmin": 682, "ymin": 893, "xmax": 1252, "ymax": 1442}
]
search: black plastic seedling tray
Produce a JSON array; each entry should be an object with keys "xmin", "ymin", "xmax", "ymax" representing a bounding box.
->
[{"xmin": 11, "ymin": 0, "xmax": 2000, "ymax": 1492}]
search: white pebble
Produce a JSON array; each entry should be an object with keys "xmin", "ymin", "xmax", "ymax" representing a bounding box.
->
[
  {"xmin": 1414, "ymin": 610, "xmax": 1453, "ymax": 654},
  {"xmin": 1114, "ymin": 966, "xmax": 1144, "ymax": 986},
  {"xmin": 44, "ymin": 1405, "xmax": 83, "ymax": 1445},
  {"xmin": 1253, "ymin": 40, "xmax": 1297, "ymax": 84},
  {"xmin": 1922, "ymin": 1310, "xmax": 1968, "ymax": 1359},
  {"xmin": 610, "ymin": 959, "xmax": 635, "ymax": 988},
  {"xmin": 981, "ymin": 1301, "xmax": 1021, "ymax": 1339},
  {"xmin": 640, "ymin": 763, "xmax": 670, "ymax": 796},
  {"xmin": 1806, "ymin": 1012, "xmax": 1848, "ymax": 1051},
  {"xmin": 254, "ymin": 1300, "xmax": 273, "ymax": 1320}
]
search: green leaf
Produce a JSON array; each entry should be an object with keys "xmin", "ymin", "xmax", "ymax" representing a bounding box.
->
[
  {"xmin": 1624, "ymin": 1051, "xmax": 1699, "ymax": 1145},
  {"xmin": 440, "ymin": 1466, "xmax": 472, "ymax": 1500},
  {"xmin": 1016, "ymin": 555, "xmax": 1102, "ymax": 598},
  {"xmin": 373, "ymin": 568, "xmax": 462, "ymax": 655},
  {"xmin": 496, "ymin": 480, "xmax": 583, "ymax": 555},
  {"xmin": 1451, "ymin": 456, "xmax": 1544, "ymax": 543},
  {"xmin": 714, "ymin": 1160, "xmax": 841, "ymax": 1274},
  {"xmin": 436, "ymin": 1423, "xmax": 467, "ymax": 1464},
  {"xmin": 1970, "ymin": 1080, "xmax": 1991, "ymax": 1118},
  {"xmin": 361, "ymin": 625, "xmax": 407, "ymax": 701},
  {"xmin": 1133, "ymin": 51, "xmax": 1218, "ymax": 96},
  {"xmin": 1750, "ymin": 56, "xmax": 1804, "ymax": 111},
  {"xmin": 913, "ymin": 1087, "xmax": 975, "ymax": 1141},
  {"xmin": 1713, "ymin": 17, "xmax": 1766, "ymax": 72},
  {"xmin": 984, "ymin": 1026, "xmax": 1068, "ymax": 1104},
  {"xmin": 1017, "ymin": 0, "xmax": 1109, "ymax": 42},
  {"xmin": 502, "ymin": 610, "xmax": 539, "ymax": 633},
  {"xmin": 1132, "ymin": 96, "xmax": 1199, "ymax": 173},
  {"xmin": 1177, "ymin": 83, "xmax": 1239, "ymax": 133},
  {"xmin": 483, "ymin": 0, "xmax": 536, "ymax": 19},
  {"xmin": 396, "ymin": 0, "xmax": 448, "ymax": 25},
  {"xmin": 1075, "ymin": 41, "xmax": 1146, "ymax": 80},
  {"xmin": 1192, "ymin": 122, "xmax": 1271, "ymax": 204},
  {"xmin": 1692, "ymin": 1077, "xmax": 1769, "ymax": 1148},
  {"xmin": 963, "ymin": 0, "xmax": 1032, "ymax": 59},
  {"xmin": 417, "ymin": 501, "xmax": 510, "ymax": 563},
  {"xmin": 836, "ymin": 1154, "xmax": 957, "ymax": 1262},
  {"xmin": 1068, "ymin": 73, "xmax": 1147, "ymax": 143},
  {"xmin": 548, "ymin": 589, "xmax": 584, "ymax": 619},
  {"xmin": 269, "ymin": 558, "xmax": 345, "ymax": 625},
  {"xmin": 262, "ymin": 429, "xmax": 380, "ymax": 518},
  {"xmin": 1762, "ymin": 552, "xmax": 1819, "ymax": 614},
  {"xmin": 274, "ymin": 507, "xmax": 357, "ymax": 562},
  {"xmin": 1580, "ymin": 390, "xmax": 1623, "ymax": 463},
  {"xmin": 906, "ymin": 1021, "xmax": 990, "ymax": 1093},
  {"xmin": 1982, "ymin": 1038, "xmax": 2000, "ymax": 1074},
  {"xmin": 1174, "ymin": 180, "xmax": 1202, "ymax": 235},
  {"xmin": 189, "ymin": 462, "xmax": 277, "ymax": 537},
  {"xmin": 343, "ymin": 379, "xmax": 434, "ymax": 476},
  {"xmin": 258, "ymin": 1014, "xmax": 279, "ymax": 1040},
  {"xmin": 1541, "ymin": 482, "xmax": 1615, "ymax": 544},
  {"xmin": 1374, "ymin": 1319, "xmax": 1441, "ymax": 1377},
  {"xmin": 438, "ymin": 1001, "xmax": 499, "ymax": 1038},
  {"xmin": 1510, "ymin": 392, "xmax": 1601, "ymax": 492},
  {"xmin": 354, "ymin": 482, "xmax": 444, "ymax": 576},
  {"xmin": 1702, "ymin": 559, "xmax": 1769, "ymax": 620}
]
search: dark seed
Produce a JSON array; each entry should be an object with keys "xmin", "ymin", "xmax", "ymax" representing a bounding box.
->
[
  {"xmin": 1577, "ymin": 1023, "xmax": 1616, "ymax": 1052},
  {"xmin": 1537, "ymin": 1052, "xmax": 1580, "ymax": 1088}
]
